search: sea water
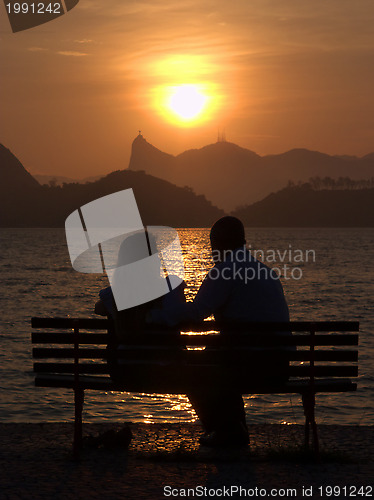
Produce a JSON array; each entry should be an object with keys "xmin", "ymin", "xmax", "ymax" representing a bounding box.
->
[{"xmin": 0, "ymin": 228, "xmax": 373, "ymax": 425}]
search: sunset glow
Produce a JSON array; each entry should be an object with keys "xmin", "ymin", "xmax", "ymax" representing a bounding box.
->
[{"xmin": 1, "ymin": 1, "xmax": 373, "ymax": 176}]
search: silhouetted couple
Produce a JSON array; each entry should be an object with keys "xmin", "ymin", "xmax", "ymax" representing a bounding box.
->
[{"xmin": 96, "ymin": 216, "xmax": 289, "ymax": 447}]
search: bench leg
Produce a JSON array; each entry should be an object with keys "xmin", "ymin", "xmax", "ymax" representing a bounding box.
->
[
  {"xmin": 73, "ymin": 388, "xmax": 84, "ymax": 459},
  {"xmin": 302, "ymin": 392, "xmax": 319, "ymax": 455}
]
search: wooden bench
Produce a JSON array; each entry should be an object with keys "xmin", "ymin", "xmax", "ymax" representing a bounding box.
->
[{"xmin": 31, "ymin": 318, "xmax": 359, "ymax": 457}]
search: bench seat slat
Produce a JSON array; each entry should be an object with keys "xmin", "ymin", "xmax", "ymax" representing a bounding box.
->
[
  {"xmin": 198, "ymin": 350, "xmax": 358, "ymax": 362},
  {"xmin": 34, "ymin": 362, "xmax": 111, "ymax": 374},
  {"xmin": 32, "ymin": 332, "xmax": 110, "ymax": 344},
  {"xmin": 33, "ymin": 348, "xmax": 108, "ymax": 359},
  {"xmin": 288, "ymin": 366, "xmax": 358, "ymax": 377},
  {"xmin": 34, "ymin": 373, "xmax": 357, "ymax": 394},
  {"xmin": 119, "ymin": 349, "xmax": 358, "ymax": 363},
  {"xmin": 31, "ymin": 318, "xmax": 109, "ymax": 329},
  {"xmin": 32, "ymin": 347, "xmax": 186, "ymax": 359},
  {"xmin": 32, "ymin": 333, "xmax": 359, "ymax": 347},
  {"xmin": 33, "ymin": 361, "xmax": 358, "ymax": 378},
  {"xmin": 31, "ymin": 317, "xmax": 360, "ymax": 332},
  {"xmin": 182, "ymin": 334, "xmax": 359, "ymax": 346},
  {"xmin": 32, "ymin": 346, "xmax": 358, "ymax": 363}
]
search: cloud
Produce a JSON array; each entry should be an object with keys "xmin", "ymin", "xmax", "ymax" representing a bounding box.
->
[
  {"xmin": 74, "ymin": 39, "xmax": 94, "ymax": 44},
  {"xmin": 57, "ymin": 51, "xmax": 89, "ymax": 57},
  {"xmin": 27, "ymin": 47, "xmax": 48, "ymax": 52}
]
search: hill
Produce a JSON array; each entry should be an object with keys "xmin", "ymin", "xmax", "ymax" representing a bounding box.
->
[
  {"xmin": 3, "ymin": 142, "xmax": 374, "ymax": 227},
  {"xmin": 128, "ymin": 135, "xmax": 374, "ymax": 211},
  {"xmin": 33, "ymin": 174, "xmax": 105, "ymax": 186},
  {"xmin": 0, "ymin": 144, "xmax": 40, "ymax": 191},
  {"xmin": 232, "ymin": 184, "xmax": 374, "ymax": 227},
  {"xmin": 35, "ymin": 170, "xmax": 224, "ymax": 227},
  {"xmin": 0, "ymin": 144, "xmax": 42, "ymax": 226},
  {"xmin": 0, "ymin": 144, "xmax": 223, "ymax": 227}
]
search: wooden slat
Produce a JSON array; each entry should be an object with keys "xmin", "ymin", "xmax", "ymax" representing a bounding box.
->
[
  {"xmin": 157, "ymin": 349, "xmax": 358, "ymax": 363},
  {"xmin": 33, "ymin": 348, "xmax": 108, "ymax": 359},
  {"xmin": 289, "ymin": 350, "xmax": 358, "ymax": 362},
  {"xmin": 31, "ymin": 317, "xmax": 359, "ymax": 333},
  {"xmin": 31, "ymin": 332, "xmax": 359, "ymax": 347},
  {"xmin": 32, "ymin": 347, "xmax": 184, "ymax": 359},
  {"xmin": 32, "ymin": 346, "xmax": 358, "ymax": 363},
  {"xmin": 35, "ymin": 374, "xmax": 116, "ymax": 390},
  {"xmin": 33, "ymin": 360, "xmax": 358, "ymax": 378},
  {"xmin": 32, "ymin": 332, "xmax": 110, "ymax": 344},
  {"xmin": 290, "ymin": 379, "xmax": 357, "ymax": 392},
  {"xmin": 180, "ymin": 321, "xmax": 360, "ymax": 333},
  {"xmin": 225, "ymin": 350, "xmax": 358, "ymax": 362},
  {"xmin": 192, "ymin": 334, "xmax": 359, "ymax": 346},
  {"xmin": 34, "ymin": 373, "xmax": 357, "ymax": 393},
  {"xmin": 34, "ymin": 362, "xmax": 110, "ymax": 374},
  {"xmin": 187, "ymin": 334, "xmax": 359, "ymax": 346},
  {"xmin": 288, "ymin": 365, "xmax": 358, "ymax": 377},
  {"xmin": 31, "ymin": 317, "xmax": 110, "ymax": 329},
  {"xmin": 31, "ymin": 332, "xmax": 183, "ymax": 346}
]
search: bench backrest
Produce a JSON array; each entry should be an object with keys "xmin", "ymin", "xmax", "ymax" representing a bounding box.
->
[{"xmin": 31, "ymin": 318, "xmax": 359, "ymax": 387}]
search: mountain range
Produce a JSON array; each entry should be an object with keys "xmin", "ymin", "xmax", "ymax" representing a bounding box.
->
[
  {"xmin": 233, "ymin": 183, "xmax": 374, "ymax": 227},
  {"xmin": 128, "ymin": 134, "xmax": 374, "ymax": 211},
  {"xmin": 0, "ymin": 144, "xmax": 223, "ymax": 227},
  {"xmin": 2, "ymin": 139, "xmax": 374, "ymax": 227}
]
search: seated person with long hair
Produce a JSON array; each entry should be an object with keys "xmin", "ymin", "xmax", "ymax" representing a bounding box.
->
[{"xmin": 95, "ymin": 230, "xmax": 186, "ymax": 381}]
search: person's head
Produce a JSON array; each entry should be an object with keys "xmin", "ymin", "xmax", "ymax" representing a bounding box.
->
[
  {"xmin": 210, "ymin": 216, "xmax": 246, "ymax": 263},
  {"xmin": 117, "ymin": 230, "xmax": 152, "ymax": 267}
]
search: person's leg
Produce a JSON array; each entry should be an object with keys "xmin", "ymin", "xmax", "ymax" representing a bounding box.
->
[
  {"xmin": 214, "ymin": 390, "xmax": 247, "ymax": 431},
  {"xmin": 188, "ymin": 388, "xmax": 249, "ymax": 445},
  {"xmin": 187, "ymin": 389, "xmax": 217, "ymax": 433}
]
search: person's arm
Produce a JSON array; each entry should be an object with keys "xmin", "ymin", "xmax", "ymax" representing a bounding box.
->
[
  {"xmin": 148, "ymin": 264, "xmax": 233, "ymax": 325},
  {"xmin": 188, "ymin": 265, "xmax": 234, "ymax": 320}
]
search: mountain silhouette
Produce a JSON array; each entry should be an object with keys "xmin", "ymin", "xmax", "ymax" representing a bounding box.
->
[
  {"xmin": 129, "ymin": 134, "xmax": 175, "ymax": 179},
  {"xmin": 232, "ymin": 183, "xmax": 374, "ymax": 227},
  {"xmin": 0, "ymin": 144, "xmax": 43, "ymax": 226},
  {"xmin": 0, "ymin": 144, "xmax": 223, "ymax": 227},
  {"xmin": 3, "ymin": 142, "xmax": 374, "ymax": 227},
  {"xmin": 128, "ymin": 135, "xmax": 374, "ymax": 211},
  {"xmin": 0, "ymin": 144, "xmax": 40, "ymax": 192},
  {"xmin": 41, "ymin": 169, "xmax": 224, "ymax": 227}
]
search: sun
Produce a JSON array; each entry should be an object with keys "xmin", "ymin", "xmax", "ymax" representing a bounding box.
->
[
  {"xmin": 152, "ymin": 81, "xmax": 218, "ymax": 127},
  {"xmin": 167, "ymin": 85, "xmax": 208, "ymax": 122},
  {"xmin": 148, "ymin": 55, "xmax": 222, "ymax": 127}
]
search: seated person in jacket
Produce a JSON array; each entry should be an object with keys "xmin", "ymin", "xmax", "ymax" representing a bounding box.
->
[{"xmin": 149, "ymin": 216, "xmax": 290, "ymax": 447}]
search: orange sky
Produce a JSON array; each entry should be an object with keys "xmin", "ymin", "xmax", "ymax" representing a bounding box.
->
[{"xmin": 1, "ymin": 0, "xmax": 374, "ymax": 178}]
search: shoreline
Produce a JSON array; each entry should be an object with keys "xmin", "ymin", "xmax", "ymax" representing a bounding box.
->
[{"xmin": 0, "ymin": 423, "xmax": 372, "ymax": 499}]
